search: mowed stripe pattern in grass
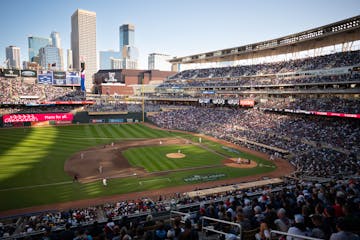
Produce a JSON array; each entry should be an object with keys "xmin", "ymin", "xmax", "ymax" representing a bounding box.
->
[
  {"xmin": 123, "ymin": 145, "xmax": 224, "ymax": 172},
  {"xmin": 0, "ymin": 124, "xmax": 171, "ymax": 189},
  {"xmin": 0, "ymin": 123, "xmax": 277, "ymax": 212}
]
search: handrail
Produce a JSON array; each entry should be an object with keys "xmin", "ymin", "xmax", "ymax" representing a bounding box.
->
[
  {"xmin": 270, "ymin": 230, "xmax": 324, "ymax": 240},
  {"xmin": 201, "ymin": 216, "xmax": 242, "ymax": 239},
  {"xmin": 170, "ymin": 210, "xmax": 191, "ymax": 223}
]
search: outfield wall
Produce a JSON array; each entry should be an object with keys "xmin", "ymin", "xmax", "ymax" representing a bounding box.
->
[
  {"xmin": 73, "ymin": 111, "xmax": 146, "ymax": 124},
  {"xmin": 0, "ymin": 111, "xmax": 147, "ymax": 127}
]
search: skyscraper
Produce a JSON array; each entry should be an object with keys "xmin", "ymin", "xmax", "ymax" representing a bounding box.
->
[
  {"xmin": 6, "ymin": 46, "xmax": 21, "ymax": 69},
  {"xmin": 39, "ymin": 45, "xmax": 63, "ymax": 70},
  {"xmin": 67, "ymin": 49, "xmax": 73, "ymax": 70},
  {"xmin": 50, "ymin": 31, "xmax": 61, "ymax": 48},
  {"xmin": 119, "ymin": 24, "xmax": 139, "ymax": 69},
  {"xmin": 100, "ymin": 50, "xmax": 121, "ymax": 69},
  {"xmin": 119, "ymin": 24, "xmax": 135, "ymax": 51},
  {"xmin": 28, "ymin": 36, "xmax": 51, "ymax": 63},
  {"xmin": 71, "ymin": 9, "xmax": 97, "ymax": 91}
]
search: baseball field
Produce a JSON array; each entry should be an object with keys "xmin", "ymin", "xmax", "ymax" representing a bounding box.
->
[{"xmin": 0, "ymin": 123, "xmax": 280, "ymax": 213}]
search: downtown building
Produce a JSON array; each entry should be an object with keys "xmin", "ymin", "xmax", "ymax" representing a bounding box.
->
[
  {"xmin": 118, "ymin": 24, "xmax": 139, "ymax": 69},
  {"xmin": 28, "ymin": 36, "xmax": 51, "ymax": 63},
  {"xmin": 71, "ymin": 9, "xmax": 97, "ymax": 91},
  {"xmin": 148, "ymin": 53, "xmax": 172, "ymax": 71},
  {"xmin": 28, "ymin": 32, "xmax": 64, "ymax": 70},
  {"xmin": 67, "ymin": 49, "xmax": 73, "ymax": 70},
  {"xmin": 38, "ymin": 31, "xmax": 64, "ymax": 70},
  {"xmin": 6, "ymin": 46, "xmax": 21, "ymax": 69},
  {"xmin": 39, "ymin": 46, "xmax": 64, "ymax": 70},
  {"xmin": 100, "ymin": 50, "xmax": 121, "ymax": 69}
]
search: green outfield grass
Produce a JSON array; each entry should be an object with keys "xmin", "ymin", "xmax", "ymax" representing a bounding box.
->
[
  {"xmin": 0, "ymin": 123, "xmax": 276, "ymax": 212},
  {"xmin": 124, "ymin": 144, "xmax": 224, "ymax": 172}
]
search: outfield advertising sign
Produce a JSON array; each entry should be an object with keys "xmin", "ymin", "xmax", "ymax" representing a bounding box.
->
[
  {"xmin": 91, "ymin": 119, "xmax": 105, "ymax": 123},
  {"xmin": 3, "ymin": 113, "xmax": 73, "ymax": 123},
  {"xmin": 108, "ymin": 118, "xmax": 124, "ymax": 123},
  {"xmin": 184, "ymin": 173, "xmax": 226, "ymax": 183}
]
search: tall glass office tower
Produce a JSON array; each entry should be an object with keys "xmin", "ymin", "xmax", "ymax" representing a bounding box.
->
[
  {"xmin": 119, "ymin": 24, "xmax": 135, "ymax": 51},
  {"xmin": 100, "ymin": 50, "xmax": 121, "ymax": 69},
  {"xmin": 119, "ymin": 24, "xmax": 138, "ymax": 69},
  {"xmin": 50, "ymin": 31, "xmax": 61, "ymax": 48},
  {"xmin": 28, "ymin": 36, "xmax": 51, "ymax": 62},
  {"xmin": 39, "ymin": 46, "xmax": 63, "ymax": 70}
]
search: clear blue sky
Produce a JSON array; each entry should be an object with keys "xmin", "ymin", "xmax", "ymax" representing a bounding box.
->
[{"xmin": 0, "ymin": 0, "xmax": 359, "ymax": 69}]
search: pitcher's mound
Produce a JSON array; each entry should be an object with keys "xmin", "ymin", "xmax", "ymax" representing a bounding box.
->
[
  {"xmin": 166, "ymin": 153, "xmax": 186, "ymax": 159},
  {"xmin": 223, "ymin": 158, "xmax": 257, "ymax": 168}
]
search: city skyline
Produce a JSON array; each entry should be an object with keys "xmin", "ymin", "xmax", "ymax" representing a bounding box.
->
[{"xmin": 0, "ymin": 0, "xmax": 359, "ymax": 69}]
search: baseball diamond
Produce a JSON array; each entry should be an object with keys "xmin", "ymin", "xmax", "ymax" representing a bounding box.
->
[{"xmin": 0, "ymin": 123, "xmax": 291, "ymax": 213}]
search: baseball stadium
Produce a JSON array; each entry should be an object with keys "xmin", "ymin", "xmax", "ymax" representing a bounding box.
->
[{"xmin": 0, "ymin": 14, "xmax": 360, "ymax": 240}]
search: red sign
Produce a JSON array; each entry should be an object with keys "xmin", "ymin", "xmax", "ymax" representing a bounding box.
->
[
  {"xmin": 311, "ymin": 111, "xmax": 360, "ymax": 119},
  {"xmin": 40, "ymin": 101, "xmax": 95, "ymax": 105},
  {"xmin": 3, "ymin": 113, "xmax": 74, "ymax": 123},
  {"xmin": 239, "ymin": 99, "xmax": 255, "ymax": 107}
]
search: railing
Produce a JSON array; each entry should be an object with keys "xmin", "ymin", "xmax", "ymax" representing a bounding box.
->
[
  {"xmin": 270, "ymin": 230, "xmax": 324, "ymax": 240},
  {"xmin": 201, "ymin": 216, "xmax": 242, "ymax": 240},
  {"xmin": 170, "ymin": 210, "xmax": 192, "ymax": 223},
  {"xmin": 1, "ymin": 181, "xmax": 310, "ymax": 240}
]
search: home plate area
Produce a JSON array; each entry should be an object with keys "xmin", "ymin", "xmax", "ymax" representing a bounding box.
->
[{"xmin": 223, "ymin": 158, "xmax": 257, "ymax": 169}]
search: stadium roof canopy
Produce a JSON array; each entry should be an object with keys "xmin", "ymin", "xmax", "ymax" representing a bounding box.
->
[{"xmin": 169, "ymin": 15, "xmax": 360, "ymax": 65}]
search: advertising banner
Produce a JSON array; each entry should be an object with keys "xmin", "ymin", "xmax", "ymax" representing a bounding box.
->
[
  {"xmin": 202, "ymin": 90, "xmax": 215, "ymax": 94},
  {"xmin": 40, "ymin": 100, "xmax": 94, "ymax": 105},
  {"xmin": 91, "ymin": 119, "xmax": 105, "ymax": 123},
  {"xmin": 81, "ymin": 71, "xmax": 85, "ymax": 91},
  {"xmin": 310, "ymin": 111, "xmax": 360, "ymax": 119},
  {"xmin": 212, "ymin": 99, "xmax": 225, "ymax": 104},
  {"xmin": 108, "ymin": 118, "xmax": 124, "ymax": 123},
  {"xmin": 3, "ymin": 113, "xmax": 74, "ymax": 123},
  {"xmin": 239, "ymin": 99, "xmax": 255, "ymax": 107},
  {"xmin": 227, "ymin": 99, "xmax": 239, "ymax": 105},
  {"xmin": 260, "ymin": 107, "xmax": 360, "ymax": 119},
  {"xmin": 38, "ymin": 73, "xmax": 53, "ymax": 84},
  {"xmin": 4, "ymin": 69, "xmax": 20, "ymax": 77},
  {"xmin": 66, "ymin": 72, "xmax": 81, "ymax": 85},
  {"xmin": 198, "ymin": 98, "xmax": 211, "ymax": 104},
  {"xmin": 52, "ymin": 71, "xmax": 66, "ymax": 85},
  {"xmin": 21, "ymin": 70, "xmax": 37, "ymax": 77}
]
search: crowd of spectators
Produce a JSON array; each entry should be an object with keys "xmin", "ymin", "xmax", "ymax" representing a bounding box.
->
[
  {"xmin": 258, "ymin": 97, "xmax": 360, "ymax": 114},
  {"xmin": 0, "ymin": 106, "xmax": 80, "ymax": 116},
  {"xmin": 158, "ymin": 73, "xmax": 359, "ymax": 90},
  {"xmin": 85, "ymin": 103, "xmax": 161, "ymax": 113},
  {"xmin": 0, "ymin": 77, "xmax": 85, "ymax": 104},
  {"xmin": 2, "ymin": 176, "xmax": 359, "ymax": 240},
  {"xmin": 1, "ymin": 105, "xmax": 359, "ymax": 239},
  {"xmin": 168, "ymin": 50, "xmax": 360, "ymax": 81},
  {"xmin": 149, "ymin": 107, "xmax": 360, "ymax": 178}
]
